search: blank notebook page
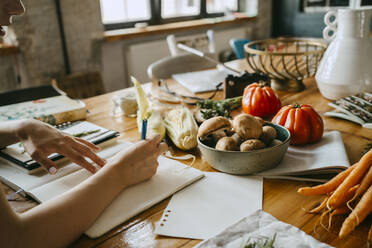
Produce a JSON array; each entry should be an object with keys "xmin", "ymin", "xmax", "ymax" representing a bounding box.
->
[{"xmin": 155, "ymin": 172, "xmax": 263, "ymax": 240}]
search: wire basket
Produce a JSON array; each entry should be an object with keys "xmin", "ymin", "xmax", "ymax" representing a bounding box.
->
[{"xmin": 244, "ymin": 38, "xmax": 327, "ymax": 92}]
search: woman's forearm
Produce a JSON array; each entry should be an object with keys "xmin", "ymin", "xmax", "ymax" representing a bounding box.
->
[
  {"xmin": 8, "ymin": 162, "xmax": 125, "ymax": 248},
  {"xmin": 0, "ymin": 135, "xmax": 165, "ymax": 248}
]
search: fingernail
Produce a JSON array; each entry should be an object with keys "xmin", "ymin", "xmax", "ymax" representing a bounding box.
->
[{"xmin": 49, "ymin": 167, "xmax": 58, "ymax": 175}]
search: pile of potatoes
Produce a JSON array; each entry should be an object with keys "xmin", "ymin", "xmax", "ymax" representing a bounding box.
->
[{"xmin": 197, "ymin": 114, "xmax": 281, "ymax": 152}]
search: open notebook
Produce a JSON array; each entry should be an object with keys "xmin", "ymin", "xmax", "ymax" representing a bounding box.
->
[
  {"xmin": 0, "ymin": 141, "xmax": 204, "ymax": 238},
  {"xmin": 256, "ymin": 131, "xmax": 350, "ymax": 182}
]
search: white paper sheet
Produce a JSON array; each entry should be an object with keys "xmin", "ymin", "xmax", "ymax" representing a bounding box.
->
[
  {"xmin": 172, "ymin": 69, "xmax": 228, "ymax": 93},
  {"xmin": 154, "ymin": 172, "xmax": 263, "ymax": 240},
  {"xmin": 257, "ymin": 131, "xmax": 350, "ymax": 177},
  {"xmin": 196, "ymin": 210, "xmax": 333, "ymax": 248}
]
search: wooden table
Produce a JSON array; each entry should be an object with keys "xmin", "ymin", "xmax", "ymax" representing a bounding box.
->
[{"xmin": 5, "ymin": 59, "xmax": 372, "ymax": 248}]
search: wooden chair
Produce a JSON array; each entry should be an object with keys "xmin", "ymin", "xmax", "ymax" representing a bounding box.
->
[
  {"xmin": 147, "ymin": 53, "xmax": 217, "ymax": 81},
  {"xmin": 166, "ymin": 30, "xmax": 216, "ymax": 57},
  {"xmin": 53, "ymin": 71, "xmax": 105, "ymax": 99}
]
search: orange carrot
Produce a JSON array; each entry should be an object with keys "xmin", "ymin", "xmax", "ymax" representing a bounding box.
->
[
  {"xmin": 339, "ymin": 184, "xmax": 372, "ymax": 238},
  {"xmin": 309, "ymin": 196, "xmax": 329, "ymax": 213},
  {"xmin": 332, "ymin": 206, "xmax": 351, "ymax": 216},
  {"xmin": 328, "ymin": 149, "xmax": 372, "ymax": 210},
  {"xmin": 331, "ymin": 184, "xmax": 360, "ymax": 209},
  {"xmin": 298, "ymin": 163, "xmax": 357, "ymax": 196},
  {"xmin": 329, "ymin": 206, "xmax": 351, "ymax": 229},
  {"xmin": 349, "ymin": 164, "xmax": 372, "ymax": 204}
]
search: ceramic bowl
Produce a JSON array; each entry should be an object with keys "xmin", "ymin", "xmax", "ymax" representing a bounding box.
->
[{"xmin": 197, "ymin": 122, "xmax": 291, "ymax": 174}]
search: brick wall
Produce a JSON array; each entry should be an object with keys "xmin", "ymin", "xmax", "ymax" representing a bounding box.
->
[{"xmin": 0, "ymin": 0, "xmax": 103, "ymax": 92}]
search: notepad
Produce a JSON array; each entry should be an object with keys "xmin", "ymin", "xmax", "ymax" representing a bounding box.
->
[
  {"xmin": 0, "ymin": 141, "xmax": 205, "ymax": 238},
  {"xmin": 154, "ymin": 172, "xmax": 263, "ymax": 240},
  {"xmin": 172, "ymin": 69, "xmax": 228, "ymax": 93}
]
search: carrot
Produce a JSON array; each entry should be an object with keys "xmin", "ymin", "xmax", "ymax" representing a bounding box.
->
[
  {"xmin": 329, "ymin": 206, "xmax": 351, "ymax": 229},
  {"xmin": 348, "ymin": 164, "xmax": 372, "ymax": 204},
  {"xmin": 298, "ymin": 163, "xmax": 357, "ymax": 196},
  {"xmin": 306, "ymin": 185, "xmax": 355, "ymax": 214},
  {"xmin": 328, "ymin": 149, "xmax": 372, "ymax": 210},
  {"xmin": 309, "ymin": 196, "xmax": 329, "ymax": 214},
  {"xmin": 345, "ymin": 184, "xmax": 359, "ymax": 200},
  {"xmin": 331, "ymin": 184, "xmax": 360, "ymax": 209},
  {"xmin": 332, "ymin": 206, "xmax": 351, "ymax": 216},
  {"xmin": 327, "ymin": 186, "xmax": 357, "ymax": 224},
  {"xmin": 339, "ymin": 184, "xmax": 372, "ymax": 238}
]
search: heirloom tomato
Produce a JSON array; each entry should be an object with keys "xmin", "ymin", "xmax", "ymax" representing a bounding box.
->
[
  {"xmin": 242, "ymin": 83, "xmax": 281, "ymax": 118},
  {"xmin": 271, "ymin": 104, "xmax": 324, "ymax": 145}
]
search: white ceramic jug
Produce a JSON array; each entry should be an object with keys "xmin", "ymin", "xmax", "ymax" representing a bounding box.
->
[{"xmin": 315, "ymin": 7, "xmax": 372, "ymax": 100}]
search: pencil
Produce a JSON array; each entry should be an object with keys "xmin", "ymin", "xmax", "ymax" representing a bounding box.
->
[{"xmin": 141, "ymin": 119, "xmax": 148, "ymax": 140}]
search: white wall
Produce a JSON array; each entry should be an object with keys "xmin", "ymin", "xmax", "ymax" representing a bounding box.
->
[{"xmin": 127, "ymin": 39, "xmax": 170, "ymax": 84}]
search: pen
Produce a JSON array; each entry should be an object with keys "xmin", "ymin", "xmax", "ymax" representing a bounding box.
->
[{"xmin": 141, "ymin": 119, "xmax": 148, "ymax": 140}]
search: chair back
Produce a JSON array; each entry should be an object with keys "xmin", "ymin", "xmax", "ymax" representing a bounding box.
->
[
  {"xmin": 147, "ymin": 53, "xmax": 217, "ymax": 81},
  {"xmin": 167, "ymin": 30, "xmax": 215, "ymax": 56},
  {"xmin": 53, "ymin": 71, "xmax": 105, "ymax": 99},
  {"xmin": 229, "ymin": 38, "xmax": 251, "ymax": 59}
]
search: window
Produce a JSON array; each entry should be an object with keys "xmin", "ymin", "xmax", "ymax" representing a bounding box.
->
[
  {"xmin": 161, "ymin": 0, "xmax": 201, "ymax": 19},
  {"xmin": 100, "ymin": 0, "xmax": 151, "ymax": 25},
  {"xmin": 302, "ymin": 0, "xmax": 372, "ymax": 13},
  {"xmin": 206, "ymin": 0, "xmax": 238, "ymax": 14},
  {"xmin": 100, "ymin": 0, "xmax": 253, "ymax": 30}
]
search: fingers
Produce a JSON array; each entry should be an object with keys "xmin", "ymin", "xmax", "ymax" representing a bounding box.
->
[
  {"xmin": 75, "ymin": 137, "xmax": 100, "ymax": 151},
  {"xmin": 31, "ymin": 152, "xmax": 59, "ymax": 175},
  {"xmin": 148, "ymin": 134, "xmax": 162, "ymax": 145},
  {"xmin": 138, "ymin": 135, "xmax": 168, "ymax": 157},
  {"xmin": 70, "ymin": 139, "xmax": 106, "ymax": 167},
  {"xmin": 158, "ymin": 142, "xmax": 168, "ymax": 155},
  {"xmin": 59, "ymin": 148, "xmax": 98, "ymax": 174}
]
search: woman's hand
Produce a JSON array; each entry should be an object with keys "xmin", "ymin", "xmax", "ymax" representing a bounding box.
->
[
  {"xmin": 16, "ymin": 119, "xmax": 106, "ymax": 174},
  {"xmin": 108, "ymin": 135, "xmax": 168, "ymax": 188}
]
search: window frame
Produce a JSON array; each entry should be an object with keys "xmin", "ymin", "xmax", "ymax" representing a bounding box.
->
[{"xmin": 103, "ymin": 0, "xmax": 241, "ymax": 31}]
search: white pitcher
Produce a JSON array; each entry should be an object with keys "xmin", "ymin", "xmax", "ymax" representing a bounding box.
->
[{"xmin": 315, "ymin": 7, "xmax": 372, "ymax": 100}]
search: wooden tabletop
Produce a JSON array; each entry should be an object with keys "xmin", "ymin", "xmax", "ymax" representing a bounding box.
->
[{"xmin": 5, "ymin": 59, "xmax": 372, "ymax": 248}]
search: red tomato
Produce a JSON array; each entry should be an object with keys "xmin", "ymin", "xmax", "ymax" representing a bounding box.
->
[
  {"xmin": 242, "ymin": 83, "xmax": 281, "ymax": 118},
  {"xmin": 271, "ymin": 104, "xmax": 324, "ymax": 145}
]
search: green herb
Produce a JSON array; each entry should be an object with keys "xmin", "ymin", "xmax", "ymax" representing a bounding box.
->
[
  {"xmin": 197, "ymin": 96, "xmax": 242, "ymax": 119},
  {"xmin": 18, "ymin": 142, "xmax": 26, "ymax": 154},
  {"xmin": 72, "ymin": 129, "xmax": 101, "ymax": 138},
  {"xmin": 240, "ymin": 234, "xmax": 276, "ymax": 248}
]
